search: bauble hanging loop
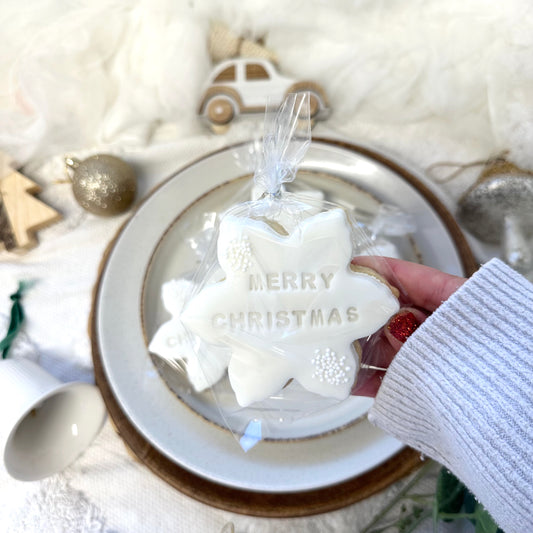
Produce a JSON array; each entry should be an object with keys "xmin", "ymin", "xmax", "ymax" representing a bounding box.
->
[{"xmin": 65, "ymin": 154, "xmax": 136, "ymax": 216}]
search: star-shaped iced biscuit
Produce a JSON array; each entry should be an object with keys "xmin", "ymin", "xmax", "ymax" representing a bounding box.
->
[
  {"xmin": 149, "ymin": 279, "xmax": 231, "ymax": 392},
  {"xmin": 181, "ymin": 208, "xmax": 399, "ymax": 407}
]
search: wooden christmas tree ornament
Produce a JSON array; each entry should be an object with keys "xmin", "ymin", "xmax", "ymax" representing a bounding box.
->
[{"xmin": 0, "ymin": 154, "xmax": 61, "ymax": 253}]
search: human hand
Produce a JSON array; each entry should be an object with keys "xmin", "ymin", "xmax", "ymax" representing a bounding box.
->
[{"xmin": 351, "ymin": 257, "xmax": 466, "ymax": 397}]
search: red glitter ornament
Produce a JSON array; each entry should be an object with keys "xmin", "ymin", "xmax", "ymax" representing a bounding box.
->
[{"xmin": 387, "ymin": 311, "xmax": 420, "ymax": 343}]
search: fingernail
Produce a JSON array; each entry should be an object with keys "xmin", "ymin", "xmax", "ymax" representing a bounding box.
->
[{"xmin": 387, "ymin": 311, "xmax": 421, "ymax": 343}]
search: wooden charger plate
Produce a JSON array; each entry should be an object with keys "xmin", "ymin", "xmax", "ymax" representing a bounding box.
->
[{"xmin": 91, "ymin": 138, "xmax": 477, "ymax": 517}]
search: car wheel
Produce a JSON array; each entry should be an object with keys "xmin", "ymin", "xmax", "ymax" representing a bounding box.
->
[
  {"xmin": 287, "ymin": 83, "xmax": 328, "ymax": 120},
  {"xmin": 289, "ymin": 90, "xmax": 322, "ymax": 119},
  {"xmin": 308, "ymin": 92, "xmax": 321, "ymax": 118},
  {"xmin": 205, "ymin": 96, "xmax": 236, "ymax": 126}
]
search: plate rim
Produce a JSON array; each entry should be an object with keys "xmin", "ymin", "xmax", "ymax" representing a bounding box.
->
[{"xmin": 90, "ymin": 138, "xmax": 477, "ymax": 517}]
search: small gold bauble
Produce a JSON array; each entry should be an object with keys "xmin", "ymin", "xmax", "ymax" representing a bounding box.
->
[{"xmin": 66, "ymin": 154, "xmax": 137, "ymax": 216}]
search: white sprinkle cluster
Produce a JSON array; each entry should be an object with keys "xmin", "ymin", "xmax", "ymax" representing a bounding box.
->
[
  {"xmin": 226, "ymin": 236, "xmax": 253, "ymax": 272},
  {"xmin": 311, "ymin": 348, "xmax": 351, "ymax": 386}
]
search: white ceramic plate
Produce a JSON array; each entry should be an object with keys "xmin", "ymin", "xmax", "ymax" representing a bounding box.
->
[
  {"xmin": 142, "ymin": 171, "xmax": 407, "ymax": 443},
  {"xmin": 95, "ymin": 139, "xmax": 471, "ymax": 493}
]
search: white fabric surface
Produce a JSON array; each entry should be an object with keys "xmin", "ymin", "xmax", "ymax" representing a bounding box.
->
[{"xmin": 1, "ymin": 0, "xmax": 532, "ymax": 531}]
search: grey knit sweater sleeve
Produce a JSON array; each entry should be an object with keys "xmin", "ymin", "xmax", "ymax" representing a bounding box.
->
[{"xmin": 368, "ymin": 259, "xmax": 533, "ymax": 533}]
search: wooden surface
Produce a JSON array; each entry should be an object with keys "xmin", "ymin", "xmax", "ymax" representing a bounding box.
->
[{"xmin": 90, "ymin": 139, "xmax": 477, "ymax": 517}]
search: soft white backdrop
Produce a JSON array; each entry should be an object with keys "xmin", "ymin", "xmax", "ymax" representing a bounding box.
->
[{"xmin": 1, "ymin": 1, "xmax": 531, "ymax": 531}]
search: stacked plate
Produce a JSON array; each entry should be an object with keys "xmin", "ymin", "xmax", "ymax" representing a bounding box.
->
[{"xmin": 91, "ymin": 139, "xmax": 476, "ymax": 516}]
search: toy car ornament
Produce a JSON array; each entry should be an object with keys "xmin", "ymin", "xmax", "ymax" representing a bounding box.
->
[{"xmin": 198, "ymin": 58, "xmax": 330, "ymax": 129}]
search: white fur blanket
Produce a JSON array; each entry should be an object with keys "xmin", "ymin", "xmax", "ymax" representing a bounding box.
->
[{"xmin": 2, "ymin": 0, "xmax": 532, "ymax": 173}]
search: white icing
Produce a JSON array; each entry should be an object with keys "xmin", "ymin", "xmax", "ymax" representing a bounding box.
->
[
  {"xmin": 225, "ymin": 236, "xmax": 253, "ymax": 272},
  {"xmin": 181, "ymin": 208, "xmax": 399, "ymax": 407},
  {"xmin": 311, "ymin": 348, "xmax": 351, "ymax": 386},
  {"xmin": 149, "ymin": 279, "xmax": 230, "ymax": 392}
]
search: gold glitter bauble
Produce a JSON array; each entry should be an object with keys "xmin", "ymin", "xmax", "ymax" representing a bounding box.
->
[{"xmin": 66, "ymin": 154, "xmax": 137, "ymax": 216}]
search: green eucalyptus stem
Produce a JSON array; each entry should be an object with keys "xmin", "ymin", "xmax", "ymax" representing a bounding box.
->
[
  {"xmin": 432, "ymin": 496, "xmax": 439, "ymax": 532},
  {"xmin": 362, "ymin": 523, "xmax": 397, "ymax": 533},
  {"xmin": 400, "ymin": 509, "xmax": 433, "ymax": 533},
  {"xmin": 0, "ymin": 281, "xmax": 33, "ymax": 359},
  {"xmin": 404, "ymin": 494, "xmax": 436, "ymax": 503}
]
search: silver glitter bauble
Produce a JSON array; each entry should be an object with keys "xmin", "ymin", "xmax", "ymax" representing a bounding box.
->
[
  {"xmin": 456, "ymin": 160, "xmax": 533, "ymax": 244},
  {"xmin": 502, "ymin": 215, "xmax": 533, "ymax": 274},
  {"xmin": 66, "ymin": 154, "xmax": 136, "ymax": 216}
]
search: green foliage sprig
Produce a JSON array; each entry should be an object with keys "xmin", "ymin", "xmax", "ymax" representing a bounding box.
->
[
  {"xmin": 0, "ymin": 281, "xmax": 34, "ymax": 359},
  {"xmin": 361, "ymin": 462, "xmax": 503, "ymax": 533}
]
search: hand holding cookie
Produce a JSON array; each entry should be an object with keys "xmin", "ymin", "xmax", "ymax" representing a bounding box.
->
[{"xmin": 351, "ymin": 257, "xmax": 466, "ymax": 397}]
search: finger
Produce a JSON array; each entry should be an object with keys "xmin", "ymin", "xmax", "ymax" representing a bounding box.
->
[
  {"xmin": 351, "ymin": 257, "xmax": 466, "ymax": 312},
  {"xmin": 351, "ymin": 308, "xmax": 427, "ymax": 398},
  {"xmin": 384, "ymin": 307, "xmax": 427, "ymax": 352},
  {"xmin": 351, "ymin": 368, "xmax": 385, "ymax": 397},
  {"xmin": 351, "ymin": 333, "xmax": 396, "ymax": 397}
]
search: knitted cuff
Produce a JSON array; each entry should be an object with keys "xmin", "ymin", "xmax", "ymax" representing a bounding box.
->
[{"xmin": 369, "ymin": 259, "xmax": 533, "ymax": 532}]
